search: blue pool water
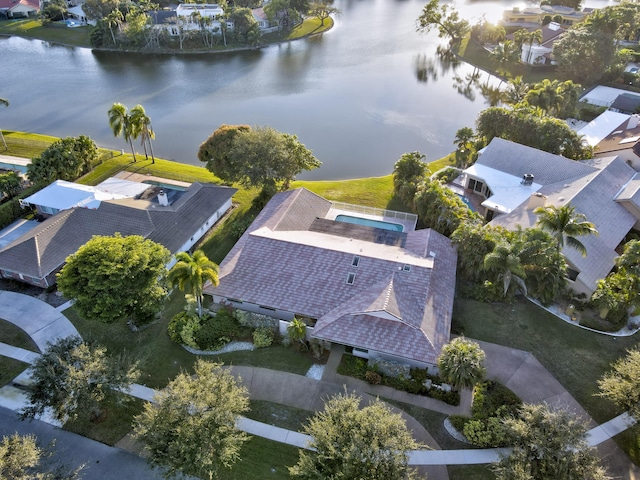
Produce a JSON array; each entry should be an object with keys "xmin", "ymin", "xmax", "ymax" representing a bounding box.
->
[
  {"xmin": 457, "ymin": 195, "xmax": 475, "ymax": 212},
  {"xmin": 335, "ymin": 214, "xmax": 404, "ymax": 232}
]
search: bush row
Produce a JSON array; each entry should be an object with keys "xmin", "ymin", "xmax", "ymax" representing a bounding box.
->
[{"xmin": 0, "ymin": 183, "xmax": 46, "ymax": 230}]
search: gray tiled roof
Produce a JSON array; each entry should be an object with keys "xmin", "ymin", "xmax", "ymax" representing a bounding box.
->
[
  {"xmin": 0, "ymin": 183, "xmax": 236, "ymax": 280},
  {"xmin": 209, "ymin": 188, "xmax": 457, "ymax": 365},
  {"xmin": 490, "ymin": 155, "xmax": 638, "ymax": 291},
  {"xmin": 477, "ymin": 138, "xmax": 597, "ymax": 186},
  {"xmin": 615, "ymin": 173, "xmax": 640, "ymax": 208}
]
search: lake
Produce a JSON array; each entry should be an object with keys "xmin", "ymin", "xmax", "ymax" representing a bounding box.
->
[{"xmin": 0, "ymin": 0, "xmax": 615, "ymax": 179}]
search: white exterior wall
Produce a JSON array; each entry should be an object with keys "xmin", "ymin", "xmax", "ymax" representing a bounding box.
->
[
  {"xmin": 211, "ymin": 296, "xmax": 296, "ymax": 321},
  {"xmin": 278, "ymin": 320, "xmax": 315, "ymax": 341},
  {"xmin": 594, "ymin": 148, "xmax": 640, "ymax": 171},
  {"xmin": 8, "ymin": 4, "xmax": 37, "ymax": 17}
]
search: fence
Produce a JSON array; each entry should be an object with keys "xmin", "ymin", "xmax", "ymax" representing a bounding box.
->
[{"xmin": 330, "ymin": 201, "xmax": 418, "ymax": 223}]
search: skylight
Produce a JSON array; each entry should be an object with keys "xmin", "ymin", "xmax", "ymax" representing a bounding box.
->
[
  {"xmin": 346, "ymin": 273, "xmax": 356, "ymax": 285},
  {"xmin": 352, "ymin": 255, "xmax": 360, "ymax": 267}
]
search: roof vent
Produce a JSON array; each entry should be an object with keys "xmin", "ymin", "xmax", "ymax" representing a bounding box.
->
[
  {"xmin": 158, "ymin": 189, "xmax": 169, "ymax": 206},
  {"xmin": 628, "ymin": 116, "xmax": 639, "ymax": 129},
  {"xmin": 521, "ymin": 174, "xmax": 534, "ymax": 186}
]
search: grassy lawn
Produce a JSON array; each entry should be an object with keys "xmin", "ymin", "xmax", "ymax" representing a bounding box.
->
[
  {"xmin": 0, "ymin": 319, "xmax": 40, "ymax": 386},
  {"xmin": 246, "ymin": 400, "xmax": 312, "ymax": 431},
  {"xmin": 1, "ymin": 130, "xmax": 58, "ymax": 159},
  {"xmin": 220, "ymin": 435, "xmax": 300, "ymax": 480},
  {"xmin": 0, "ymin": 19, "xmax": 91, "ymax": 47},
  {"xmin": 452, "ymin": 297, "xmax": 636, "ymax": 425},
  {"xmin": 0, "ymin": 358, "xmax": 29, "ymax": 386},
  {"xmin": 448, "ymin": 465, "xmax": 496, "ymax": 479}
]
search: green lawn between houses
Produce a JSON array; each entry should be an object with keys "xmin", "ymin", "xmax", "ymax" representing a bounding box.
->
[{"xmin": 1, "ymin": 132, "xmax": 639, "ymax": 474}]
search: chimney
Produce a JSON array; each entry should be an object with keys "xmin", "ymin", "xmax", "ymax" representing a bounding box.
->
[
  {"xmin": 521, "ymin": 173, "xmax": 534, "ymax": 186},
  {"xmin": 526, "ymin": 192, "xmax": 547, "ymax": 210},
  {"xmin": 158, "ymin": 189, "xmax": 169, "ymax": 206}
]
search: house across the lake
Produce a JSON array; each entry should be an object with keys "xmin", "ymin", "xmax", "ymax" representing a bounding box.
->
[
  {"xmin": 205, "ymin": 188, "xmax": 457, "ymax": 369},
  {"xmin": 461, "ymin": 138, "xmax": 640, "ymax": 295},
  {"xmin": 0, "ymin": 179, "xmax": 236, "ymax": 287}
]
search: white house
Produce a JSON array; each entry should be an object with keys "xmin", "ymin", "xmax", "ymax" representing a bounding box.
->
[{"xmin": 0, "ymin": 0, "xmax": 38, "ymax": 18}]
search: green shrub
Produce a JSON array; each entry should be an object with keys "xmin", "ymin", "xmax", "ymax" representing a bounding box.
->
[
  {"xmin": 365, "ymin": 370, "xmax": 382, "ymax": 385},
  {"xmin": 195, "ymin": 310, "xmax": 240, "ymax": 350},
  {"xmin": 472, "ymin": 381, "xmax": 521, "ymax": 419},
  {"xmin": 253, "ymin": 326, "xmax": 275, "ymax": 348},
  {"xmin": 448, "ymin": 415, "xmax": 468, "ymax": 433},
  {"xmin": 167, "ymin": 312, "xmax": 201, "ymax": 348},
  {"xmin": 429, "ymin": 388, "xmax": 460, "ymax": 405},
  {"xmin": 463, "ymin": 417, "xmax": 507, "ymax": 447},
  {"xmin": 435, "ymin": 167, "xmax": 460, "ymax": 184}
]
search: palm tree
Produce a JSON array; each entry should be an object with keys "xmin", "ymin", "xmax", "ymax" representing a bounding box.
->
[
  {"xmin": 130, "ymin": 104, "xmax": 155, "ymax": 163},
  {"xmin": 437, "ymin": 336, "xmax": 486, "ymax": 392},
  {"xmin": 484, "ymin": 242, "xmax": 527, "ymax": 297},
  {"xmin": 489, "ymin": 40, "xmax": 519, "ymax": 80},
  {"xmin": 503, "ymin": 76, "xmax": 530, "ymax": 106},
  {"xmin": 106, "ymin": 9, "xmax": 124, "ymax": 45},
  {"xmin": 534, "ymin": 205, "xmax": 598, "ymax": 257},
  {"xmin": 168, "ymin": 250, "xmax": 219, "ymax": 318},
  {"xmin": 0, "ymin": 98, "xmax": 8, "ymax": 151},
  {"xmin": 524, "ymin": 29, "xmax": 543, "ymax": 64},
  {"xmin": 108, "ymin": 102, "xmax": 137, "ymax": 162}
]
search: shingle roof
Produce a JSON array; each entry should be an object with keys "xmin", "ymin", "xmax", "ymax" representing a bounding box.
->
[
  {"xmin": 208, "ymin": 188, "xmax": 457, "ymax": 365},
  {"xmin": 611, "ymin": 93, "xmax": 640, "ymax": 114},
  {"xmin": 0, "ymin": 182, "xmax": 236, "ymax": 280},
  {"xmin": 489, "ymin": 154, "xmax": 638, "ymax": 291},
  {"xmin": 476, "ymin": 138, "xmax": 597, "ymax": 185}
]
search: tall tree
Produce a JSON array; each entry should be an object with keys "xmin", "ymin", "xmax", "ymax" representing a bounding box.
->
[
  {"xmin": 598, "ymin": 346, "xmax": 640, "ymax": 419},
  {"xmin": 21, "ymin": 336, "xmax": 139, "ymax": 423},
  {"xmin": 416, "ymin": 0, "xmax": 470, "ymax": 46},
  {"xmin": 493, "ymin": 404, "xmax": 609, "ymax": 480},
  {"xmin": 107, "ymin": 102, "xmax": 137, "ymax": 161},
  {"xmin": 489, "ymin": 40, "xmax": 519, "ymax": 77},
  {"xmin": 0, "ymin": 433, "xmax": 83, "ymax": 480},
  {"xmin": 437, "ymin": 336, "xmax": 486, "ymax": 391},
  {"xmin": 200, "ymin": 125, "xmax": 321, "ymax": 191},
  {"xmin": 392, "ymin": 151, "xmax": 428, "ymax": 207},
  {"xmin": 105, "ymin": 9, "xmax": 124, "ymax": 45},
  {"xmin": 133, "ymin": 359, "xmax": 250, "ymax": 479},
  {"xmin": 82, "ymin": 0, "xmax": 118, "ymax": 21},
  {"xmin": 0, "ymin": 171, "xmax": 22, "ymax": 199},
  {"xmin": 308, "ymin": 1, "xmax": 340, "ymax": 26},
  {"xmin": 0, "ymin": 98, "xmax": 8, "ymax": 151},
  {"xmin": 57, "ymin": 234, "xmax": 170, "ymax": 326},
  {"xmin": 289, "ymin": 391, "xmax": 420, "ymax": 479},
  {"xmin": 27, "ymin": 135, "xmax": 98, "ymax": 184},
  {"xmin": 484, "ymin": 242, "xmax": 527, "ymax": 298},
  {"xmin": 502, "ymin": 76, "xmax": 530, "ymax": 106},
  {"xmin": 168, "ymin": 250, "xmax": 219, "ymax": 318},
  {"xmin": 534, "ymin": 204, "xmax": 598, "ymax": 257},
  {"xmin": 130, "ymin": 104, "xmax": 155, "ymax": 163}
]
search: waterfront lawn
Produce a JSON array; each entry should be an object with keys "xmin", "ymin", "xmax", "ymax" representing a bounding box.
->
[
  {"xmin": 1, "ymin": 130, "xmax": 58, "ymax": 159},
  {"xmin": 0, "ymin": 19, "xmax": 91, "ymax": 47},
  {"xmin": 294, "ymin": 175, "xmax": 398, "ymax": 210}
]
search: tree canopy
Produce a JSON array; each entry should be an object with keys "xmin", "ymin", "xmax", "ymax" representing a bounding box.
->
[
  {"xmin": 289, "ymin": 391, "xmax": 420, "ymax": 479},
  {"xmin": 21, "ymin": 336, "xmax": 139, "ymax": 423},
  {"xmin": 598, "ymin": 346, "xmax": 640, "ymax": 419},
  {"xmin": 133, "ymin": 359, "xmax": 250, "ymax": 479},
  {"xmin": 199, "ymin": 125, "xmax": 321, "ymax": 190},
  {"xmin": 27, "ymin": 135, "xmax": 98, "ymax": 184},
  {"xmin": 416, "ymin": 0, "xmax": 470, "ymax": 45},
  {"xmin": 476, "ymin": 107, "xmax": 593, "ymax": 159},
  {"xmin": 0, "ymin": 171, "xmax": 22, "ymax": 199},
  {"xmin": 437, "ymin": 336, "xmax": 486, "ymax": 391},
  {"xmin": 168, "ymin": 250, "xmax": 219, "ymax": 318},
  {"xmin": 493, "ymin": 404, "xmax": 609, "ymax": 480},
  {"xmin": 0, "ymin": 433, "xmax": 83, "ymax": 480},
  {"xmin": 392, "ymin": 151, "xmax": 428, "ymax": 207},
  {"xmin": 57, "ymin": 234, "xmax": 170, "ymax": 325}
]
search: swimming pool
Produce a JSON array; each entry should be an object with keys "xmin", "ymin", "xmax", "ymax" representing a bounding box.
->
[
  {"xmin": 335, "ymin": 214, "xmax": 404, "ymax": 232},
  {"xmin": 457, "ymin": 194, "xmax": 475, "ymax": 212}
]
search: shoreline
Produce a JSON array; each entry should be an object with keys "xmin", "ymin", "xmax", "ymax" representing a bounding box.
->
[{"xmin": 0, "ymin": 17, "xmax": 334, "ymax": 55}]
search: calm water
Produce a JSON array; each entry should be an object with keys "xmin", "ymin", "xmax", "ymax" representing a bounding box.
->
[{"xmin": 0, "ymin": 0, "xmax": 615, "ymax": 179}]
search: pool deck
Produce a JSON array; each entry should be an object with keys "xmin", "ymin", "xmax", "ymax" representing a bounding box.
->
[
  {"xmin": 114, "ymin": 171, "xmax": 192, "ymax": 189},
  {"xmin": 326, "ymin": 207, "xmax": 416, "ymax": 233}
]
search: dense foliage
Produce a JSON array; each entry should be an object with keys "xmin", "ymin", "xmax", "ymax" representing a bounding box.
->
[
  {"xmin": 598, "ymin": 346, "xmax": 640, "ymax": 419},
  {"xmin": 134, "ymin": 359, "xmax": 250, "ymax": 479},
  {"xmin": 392, "ymin": 151, "xmax": 429, "ymax": 207},
  {"xmin": 416, "ymin": 0, "xmax": 470, "ymax": 45},
  {"xmin": 57, "ymin": 234, "xmax": 170, "ymax": 325},
  {"xmin": 289, "ymin": 391, "xmax": 420, "ymax": 479},
  {"xmin": 21, "ymin": 336, "xmax": 139, "ymax": 423},
  {"xmin": 27, "ymin": 135, "xmax": 97, "ymax": 184},
  {"xmin": 437, "ymin": 336, "xmax": 486, "ymax": 391}
]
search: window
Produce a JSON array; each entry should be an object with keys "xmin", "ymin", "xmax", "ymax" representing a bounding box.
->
[
  {"xmin": 346, "ymin": 273, "xmax": 356, "ymax": 285},
  {"xmin": 566, "ymin": 268, "xmax": 579, "ymax": 281},
  {"xmin": 352, "ymin": 256, "xmax": 360, "ymax": 267}
]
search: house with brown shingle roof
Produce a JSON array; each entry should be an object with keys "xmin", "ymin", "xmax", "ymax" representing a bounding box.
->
[
  {"xmin": 578, "ymin": 111, "xmax": 640, "ymax": 170},
  {"xmin": 462, "ymin": 138, "xmax": 640, "ymax": 295},
  {"xmin": 204, "ymin": 188, "xmax": 457, "ymax": 368},
  {"xmin": 0, "ymin": 181, "xmax": 236, "ymax": 287}
]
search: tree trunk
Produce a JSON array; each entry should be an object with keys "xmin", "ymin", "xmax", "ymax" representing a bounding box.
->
[
  {"xmin": 0, "ymin": 130, "xmax": 7, "ymax": 151},
  {"xmin": 128, "ymin": 138, "xmax": 137, "ymax": 162}
]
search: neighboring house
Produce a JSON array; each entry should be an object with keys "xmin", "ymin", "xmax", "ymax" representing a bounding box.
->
[
  {"xmin": 610, "ymin": 93, "xmax": 640, "ymax": 115},
  {"xmin": 516, "ymin": 22, "xmax": 565, "ymax": 65},
  {"xmin": 462, "ymin": 138, "xmax": 640, "ymax": 295},
  {"xmin": 154, "ymin": 4, "xmax": 276, "ymax": 36},
  {"xmin": 205, "ymin": 188, "xmax": 457, "ymax": 369},
  {"xmin": 501, "ymin": 4, "xmax": 590, "ymax": 28},
  {"xmin": 578, "ymin": 110, "xmax": 640, "ymax": 170},
  {"xmin": 19, "ymin": 178, "xmax": 150, "ymax": 216},
  {"xmin": 0, "ymin": 181, "xmax": 236, "ymax": 287},
  {"xmin": 0, "ymin": 0, "xmax": 38, "ymax": 18}
]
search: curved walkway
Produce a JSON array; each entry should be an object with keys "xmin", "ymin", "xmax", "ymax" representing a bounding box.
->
[
  {"xmin": 0, "ymin": 290, "xmax": 79, "ymax": 351},
  {"xmin": 0, "ymin": 292, "xmax": 638, "ymax": 478}
]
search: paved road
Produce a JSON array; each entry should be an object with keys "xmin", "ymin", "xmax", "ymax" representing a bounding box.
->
[{"xmin": 0, "ymin": 406, "xmax": 162, "ymax": 479}]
